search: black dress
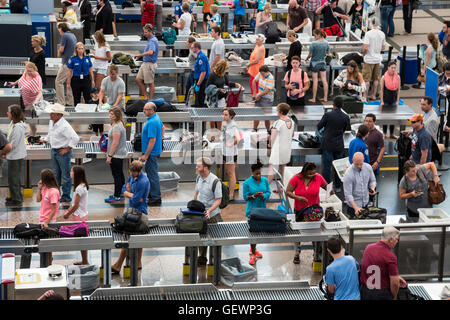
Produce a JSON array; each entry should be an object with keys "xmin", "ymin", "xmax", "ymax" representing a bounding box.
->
[
  {"xmin": 30, "ymin": 49, "xmax": 46, "ymax": 85},
  {"xmin": 95, "ymin": 4, "xmax": 114, "ymax": 35},
  {"xmin": 79, "ymin": 0, "xmax": 92, "ymax": 40},
  {"xmin": 286, "ymin": 40, "xmax": 302, "ymax": 71}
]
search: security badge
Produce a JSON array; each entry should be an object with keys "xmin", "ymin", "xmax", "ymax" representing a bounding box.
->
[{"xmin": 199, "ymin": 60, "xmax": 202, "ymax": 65}]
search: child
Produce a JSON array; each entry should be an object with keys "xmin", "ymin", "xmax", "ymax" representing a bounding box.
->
[
  {"xmin": 207, "ymin": 4, "xmax": 221, "ymax": 34},
  {"xmin": 64, "ymin": 166, "xmax": 89, "ymax": 265},
  {"xmin": 36, "ymin": 169, "xmax": 60, "ymax": 266},
  {"xmin": 229, "ymin": 0, "xmax": 247, "ymax": 33}
]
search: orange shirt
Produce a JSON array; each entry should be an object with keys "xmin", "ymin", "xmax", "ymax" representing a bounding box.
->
[
  {"xmin": 248, "ymin": 45, "xmax": 266, "ymax": 78},
  {"xmin": 202, "ymin": 0, "xmax": 213, "ymax": 13}
]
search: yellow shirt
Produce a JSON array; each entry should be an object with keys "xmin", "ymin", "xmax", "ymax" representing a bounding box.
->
[{"xmin": 63, "ymin": 8, "xmax": 78, "ymax": 23}]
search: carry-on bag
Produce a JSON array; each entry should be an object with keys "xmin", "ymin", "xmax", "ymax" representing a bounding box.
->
[{"xmin": 248, "ymin": 208, "xmax": 287, "ymax": 233}]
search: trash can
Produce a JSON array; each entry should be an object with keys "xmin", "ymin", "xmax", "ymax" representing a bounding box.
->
[
  {"xmin": 67, "ymin": 265, "xmax": 100, "ymax": 294},
  {"xmin": 397, "ymin": 46, "xmax": 419, "ymax": 85},
  {"xmin": 220, "ymin": 257, "xmax": 257, "ymax": 287}
]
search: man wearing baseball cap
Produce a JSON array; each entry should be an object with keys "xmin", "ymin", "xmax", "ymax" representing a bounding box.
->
[
  {"xmin": 409, "ymin": 113, "xmax": 432, "ymax": 165},
  {"xmin": 43, "ymin": 103, "xmax": 80, "ymax": 202}
]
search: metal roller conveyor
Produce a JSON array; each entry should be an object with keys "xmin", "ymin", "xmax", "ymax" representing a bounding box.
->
[
  {"xmin": 25, "ymin": 143, "xmax": 85, "ymax": 160},
  {"xmin": 163, "ymin": 284, "xmax": 231, "ymax": 301},
  {"xmin": 408, "ymin": 285, "xmax": 433, "ymax": 300},
  {"xmin": 83, "ymin": 285, "xmax": 164, "ymax": 301},
  {"xmin": 0, "ymin": 227, "xmax": 38, "ymax": 255}
]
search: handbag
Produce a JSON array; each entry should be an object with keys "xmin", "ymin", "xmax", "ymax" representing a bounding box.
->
[
  {"xmin": 296, "ymin": 204, "xmax": 324, "ymax": 222},
  {"xmin": 428, "ymin": 181, "xmax": 446, "ymax": 204},
  {"xmin": 324, "ymin": 207, "xmax": 341, "ymax": 222}
]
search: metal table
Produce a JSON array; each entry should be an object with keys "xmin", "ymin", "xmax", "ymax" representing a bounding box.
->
[{"xmin": 38, "ymin": 220, "xmax": 115, "ymax": 287}]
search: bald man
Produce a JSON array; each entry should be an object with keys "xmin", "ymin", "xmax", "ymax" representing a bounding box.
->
[{"xmin": 343, "ymin": 152, "xmax": 377, "ymax": 217}]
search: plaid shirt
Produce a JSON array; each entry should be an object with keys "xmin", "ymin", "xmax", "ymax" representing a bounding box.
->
[{"xmin": 305, "ymin": 0, "xmax": 321, "ymax": 12}]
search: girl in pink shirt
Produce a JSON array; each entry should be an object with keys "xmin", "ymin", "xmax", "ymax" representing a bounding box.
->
[{"xmin": 37, "ymin": 169, "xmax": 60, "ymax": 266}]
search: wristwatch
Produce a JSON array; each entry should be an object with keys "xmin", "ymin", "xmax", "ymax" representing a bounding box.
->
[{"xmin": 108, "ymin": 154, "xmax": 113, "ymax": 158}]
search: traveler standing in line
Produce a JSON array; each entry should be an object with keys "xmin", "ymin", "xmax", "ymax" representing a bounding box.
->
[
  {"xmin": 196, "ymin": 0, "xmax": 213, "ymax": 34},
  {"xmin": 67, "ymin": 42, "xmax": 95, "ymax": 107},
  {"xmin": 153, "ymin": 0, "xmax": 163, "ymax": 33},
  {"xmin": 92, "ymin": 30, "xmax": 111, "ymax": 90},
  {"xmin": 379, "ymin": 60, "xmax": 400, "ymax": 139},
  {"xmin": 63, "ymin": 166, "xmax": 90, "ymax": 265},
  {"xmin": 55, "ymin": 23, "xmax": 76, "ymax": 106},
  {"xmin": 254, "ymin": 3, "xmax": 272, "ymax": 35},
  {"xmin": 140, "ymin": 102, "xmax": 164, "ymax": 206},
  {"xmin": 222, "ymin": 108, "xmax": 241, "ymax": 201},
  {"xmin": 245, "ymin": 35, "xmax": 270, "ymax": 131},
  {"xmin": 184, "ymin": 37, "xmax": 197, "ymax": 101},
  {"xmin": 380, "ymin": 0, "xmax": 396, "ymax": 38},
  {"xmin": 141, "ymin": 0, "xmax": 155, "ymax": 28},
  {"xmin": 360, "ymin": 226, "xmax": 407, "ymax": 300},
  {"xmin": 408, "ymin": 114, "xmax": 432, "ymax": 165},
  {"xmin": 284, "ymin": 56, "xmax": 310, "ymax": 108},
  {"xmin": 418, "ymin": 33, "xmax": 438, "ymax": 89},
  {"xmin": 42, "ymin": 103, "xmax": 80, "ymax": 203},
  {"xmin": 303, "ymin": 0, "xmax": 321, "ymax": 30},
  {"xmin": 243, "ymin": 162, "xmax": 271, "ymax": 265},
  {"xmin": 399, "ymin": 160, "xmax": 439, "ymax": 222},
  {"xmin": 98, "ymin": 64, "xmax": 126, "ymax": 109},
  {"xmin": 348, "ymin": 0, "xmax": 364, "ymax": 34},
  {"xmin": 325, "ymin": 237, "xmax": 361, "ymax": 300},
  {"xmin": 362, "ymin": 18, "xmax": 385, "ymax": 102},
  {"xmin": 37, "ymin": 169, "xmax": 61, "ymax": 265},
  {"xmin": 104, "ymin": 107, "xmax": 127, "ymax": 204},
  {"xmin": 316, "ymin": 0, "xmax": 348, "ymax": 34},
  {"xmin": 348, "ymin": 124, "xmax": 370, "ymax": 164},
  {"xmin": 5, "ymin": 105, "xmax": 26, "ymax": 207},
  {"xmin": 317, "ymin": 96, "xmax": 351, "ymax": 192},
  {"xmin": 95, "ymin": 0, "xmax": 114, "ymax": 35},
  {"xmin": 60, "ymin": 1, "xmax": 78, "ymax": 23},
  {"xmin": 192, "ymin": 41, "xmax": 210, "ymax": 108},
  {"xmin": 8, "ymin": 62, "xmax": 42, "ymax": 136},
  {"xmin": 286, "ymin": 162, "xmax": 329, "ymax": 264},
  {"xmin": 111, "ymin": 160, "xmax": 150, "ymax": 274},
  {"xmin": 402, "ymin": 0, "xmax": 413, "ymax": 35},
  {"xmin": 229, "ymin": 0, "xmax": 247, "ymax": 33},
  {"xmin": 252, "ymin": 65, "xmax": 275, "ymax": 137},
  {"xmin": 343, "ymin": 152, "xmax": 377, "ymax": 217},
  {"xmin": 194, "ymin": 157, "xmax": 223, "ymax": 266},
  {"xmin": 209, "ymin": 26, "xmax": 225, "ymax": 73},
  {"xmin": 284, "ymin": 31, "xmax": 302, "ymax": 72},
  {"xmin": 207, "ymin": 4, "xmax": 221, "ymax": 34},
  {"xmin": 421, "ymin": 96, "xmax": 439, "ymax": 144},
  {"xmin": 364, "ymin": 113, "xmax": 385, "ymax": 176},
  {"xmin": 30, "ymin": 35, "xmax": 46, "ymax": 85},
  {"xmin": 267, "ymin": 103, "xmax": 295, "ymax": 184},
  {"xmin": 172, "ymin": 2, "xmax": 192, "ymax": 36},
  {"xmin": 305, "ymin": 29, "xmax": 330, "ymax": 103},
  {"xmin": 78, "ymin": 0, "xmax": 92, "ymax": 40},
  {"xmin": 287, "ymin": 0, "xmax": 309, "ymax": 33},
  {"xmin": 135, "ymin": 24, "xmax": 159, "ymax": 100}
]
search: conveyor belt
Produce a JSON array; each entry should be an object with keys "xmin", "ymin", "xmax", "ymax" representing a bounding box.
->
[
  {"xmin": 190, "ymin": 107, "xmax": 265, "ymax": 119},
  {"xmin": 0, "ymin": 227, "xmax": 38, "ymax": 254},
  {"xmin": 409, "ymin": 285, "xmax": 433, "ymax": 300},
  {"xmin": 85, "ymin": 286, "xmax": 164, "ymax": 300},
  {"xmin": 163, "ymin": 284, "xmax": 231, "ymax": 301},
  {"xmin": 205, "ymin": 222, "xmax": 300, "ymax": 240},
  {"xmin": 231, "ymin": 288, "xmax": 324, "ymax": 300}
]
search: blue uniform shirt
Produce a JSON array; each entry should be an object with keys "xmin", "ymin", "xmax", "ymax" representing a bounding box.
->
[
  {"xmin": 174, "ymin": 2, "xmax": 192, "ymax": 17},
  {"xmin": 67, "ymin": 55, "xmax": 93, "ymax": 76},
  {"xmin": 348, "ymin": 137, "xmax": 370, "ymax": 164},
  {"xmin": 142, "ymin": 113, "xmax": 163, "ymax": 156},
  {"xmin": 143, "ymin": 36, "xmax": 159, "ymax": 63},
  {"xmin": 194, "ymin": 51, "xmax": 210, "ymax": 80},
  {"xmin": 325, "ymin": 255, "xmax": 361, "ymax": 300},
  {"xmin": 121, "ymin": 171, "xmax": 150, "ymax": 214}
]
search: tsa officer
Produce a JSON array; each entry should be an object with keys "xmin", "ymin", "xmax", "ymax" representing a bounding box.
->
[
  {"xmin": 192, "ymin": 41, "xmax": 210, "ymax": 108},
  {"xmin": 67, "ymin": 42, "xmax": 95, "ymax": 107}
]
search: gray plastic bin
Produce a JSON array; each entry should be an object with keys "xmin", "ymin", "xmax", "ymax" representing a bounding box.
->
[
  {"xmin": 67, "ymin": 265, "xmax": 100, "ymax": 293},
  {"xmin": 159, "ymin": 171, "xmax": 180, "ymax": 192},
  {"xmin": 153, "ymin": 86, "xmax": 176, "ymax": 102},
  {"xmin": 220, "ymin": 257, "xmax": 257, "ymax": 287}
]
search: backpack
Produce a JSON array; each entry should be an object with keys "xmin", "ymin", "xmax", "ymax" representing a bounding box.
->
[
  {"xmin": 264, "ymin": 22, "xmax": 281, "ymax": 44},
  {"xmin": 175, "ymin": 209, "xmax": 208, "ymax": 234},
  {"xmin": 98, "ymin": 133, "xmax": 108, "ymax": 152},
  {"xmin": 394, "ymin": 132, "xmax": 412, "ymax": 158},
  {"xmin": 124, "ymin": 99, "xmax": 146, "ymax": 116},
  {"xmin": 340, "ymin": 52, "xmax": 364, "ymax": 66},
  {"xmin": 13, "ymin": 223, "xmax": 44, "ymax": 238},
  {"xmin": 196, "ymin": 176, "xmax": 230, "ymax": 209},
  {"xmin": 111, "ymin": 208, "xmax": 151, "ymax": 235},
  {"xmin": 163, "ymin": 28, "xmax": 177, "ymax": 45},
  {"xmin": 286, "ymin": 69, "xmax": 305, "ymax": 100},
  {"xmin": 297, "ymin": 132, "xmax": 321, "ymax": 148},
  {"xmin": 296, "ymin": 204, "xmax": 324, "ymax": 222},
  {"xmin": 59, "ymin": 221, "xmax": 90, "ymax": 237}
]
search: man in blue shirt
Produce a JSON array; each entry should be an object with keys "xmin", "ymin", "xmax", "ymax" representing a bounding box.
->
[
  {"xmin": 140, "ymin": 102, "xmax": 164, "ymax": 206},
  {"xmin": 111, "ymin": 160, "xmax": 150, "ymax": 274},
  {"xmin": 192, "ymin": 42, "xmax": 209, "ymax": 108},
  {"xmin": 325, "ymin": 237, "xmax": 361, "ymax": 300},
  {"xmin": 135, "ymin": 24, "xmax": 159, "ymax": 100},
  {"xmin": 56, "ymin": 23, "xmax": 76, "ymax": 106}
]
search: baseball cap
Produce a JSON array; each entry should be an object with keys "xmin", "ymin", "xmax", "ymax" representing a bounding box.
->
[{"xmin": 409, "ymin": 114, "xmax": 423, "ymax": 122}]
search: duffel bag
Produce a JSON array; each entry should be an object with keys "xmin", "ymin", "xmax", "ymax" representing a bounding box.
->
[
  {"xmin": 59, "ymin": 221, "xmax": 90, "ymax": 237},
  {"xmin": 297, "ymin": 132, "xmax": 320, "ymax": 148},
  {"xmin": 175, "ymin": 211, "xmax": 207, "ymax": 234},
  {"xmin": 248, "ymin": 208, "xmax": 287, "ymax": 233}
]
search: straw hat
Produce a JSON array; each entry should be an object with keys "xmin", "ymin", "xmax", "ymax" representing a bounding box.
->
[{"xmin": 44, "ymin": 103, "xmax": 69, "ymax": 115}]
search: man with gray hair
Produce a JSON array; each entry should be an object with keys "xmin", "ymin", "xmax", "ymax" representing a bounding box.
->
[
  {"xmin": 343, "ymin": 152, "xmax": 377, "ymax": 217},
  {"xmin": 362, "ymin": 17, "xmax": 386, "ymax": 102},
  {"xmin": 194, "ymin": 156, "xmax": 222, "ymax": 266},
  {"xmin": 360, "ymin": 226, "xmax": 407, "ymax": 300}
]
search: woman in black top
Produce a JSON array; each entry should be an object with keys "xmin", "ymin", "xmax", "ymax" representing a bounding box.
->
[
  {"xmin": 284, "ymin": 30, "xmax": 302, "ymax": 71},
  {"xmin": 30, "ymin": 35, "xmax": 46, "ymax": 85},
  {"xmin": 95, "ymin": 0, "xmax": 114, "ymax": 35},
  {"xmin": 79, "ymin": 0, "xmax": 92, "ymax": 40}
]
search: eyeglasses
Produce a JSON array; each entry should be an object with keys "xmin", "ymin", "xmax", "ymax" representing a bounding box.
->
[{"xmin": 411, "ymin": 120, "xmax": 419, "ymax": 124}]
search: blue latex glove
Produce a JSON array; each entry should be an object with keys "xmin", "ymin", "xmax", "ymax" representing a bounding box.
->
[{"xmin": 194, "ymin": 83, "xmax": 200, "ymax": 92}]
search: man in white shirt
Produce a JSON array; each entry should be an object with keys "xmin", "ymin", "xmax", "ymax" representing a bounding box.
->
[
  {"xmin": 43, "ymin": 103, "xmax": 80, "ymax": 202},
  {"xmin": 421, "ymin": 96, "xmax": 439, "ymax": 143},
  {"xmin": 362, "ymin": 18, "xmax": 385, "ymax": 102},
  {"xmin": 209, "ymin": 26, "xmax": 225, "ymax": 73}
]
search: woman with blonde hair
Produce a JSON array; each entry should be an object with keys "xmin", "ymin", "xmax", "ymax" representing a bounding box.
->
[
  {"xmin": 30, "ymin": 35, "xmax": 47, "ymax": 84},
  {"xmin": 67, "ymin": 42, "xmax": 95, "ymax": 106},
  {"xmin": 284, "ymin": 30, "xmax": 302, "ymax": 71},
  {"xmin": 255, "ymin": 2, "xmax": 272, "ymax": 35},
  {"xmin": 8, "ymin": 61, "xmax": 42, "ymax": 136},
  {"xmin": 104, "ymin": 106, "xmax": 127, "ymax": 203},
  {"xmin": 92, "ymin": 30, "xmax": 111, "ymax": 89},
  {"xmin": 207, "ymin": 4, "xmax": 221, "ymax": 34},
  {"xmin": 206, "ymin": 59, "xmax": 243, "ymax": 129}
]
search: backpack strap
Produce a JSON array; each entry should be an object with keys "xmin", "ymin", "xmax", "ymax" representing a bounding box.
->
[{"xmin": 212, "ymin": 178, "xmax": 219, "ymax": 193}]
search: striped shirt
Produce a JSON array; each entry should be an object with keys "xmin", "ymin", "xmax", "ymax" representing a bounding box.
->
[
  {"xmin": 141, "ymin": 1, "xmax": 155, "ymax": 26},
  {"xmin": 255, "ymin": 72, "xmax": 275, "ymax": 100},
  {"xmin": 18, "ymin": 71, "xmax": 42, "ymax": 106},
  {"xmin": 305, "ymin": 0, "xmax": 321, "ymax": 12}
]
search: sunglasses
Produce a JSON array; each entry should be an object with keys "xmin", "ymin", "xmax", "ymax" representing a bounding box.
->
[{"xmin": 411, "ymin": 120, "xmax": 419, "ymax": 124}]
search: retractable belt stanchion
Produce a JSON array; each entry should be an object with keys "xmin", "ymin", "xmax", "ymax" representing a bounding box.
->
[{"xmin": 401, "ymin": 46, "xmax": 410, "ymax": 90}]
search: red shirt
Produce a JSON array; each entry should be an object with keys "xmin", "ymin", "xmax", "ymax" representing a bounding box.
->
[
  {"xmin": 360, "ymin": 241, "xmax": 399, "ymax": 290},
  {"xmin": 141, "ymin": 1, "xmax": 155, "ymax": 26},
  {"xmin": 18, "ymin": 71, "xmax": 42, "ymax": 106},
  {"xmin": 288, "ymin": 173, "xmax": 326, "ymax": 211}
]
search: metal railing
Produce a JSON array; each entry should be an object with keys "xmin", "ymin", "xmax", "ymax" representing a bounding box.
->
[{"xmin": 348, "ymin": 222, "xmax": 450, "ymax": 281}]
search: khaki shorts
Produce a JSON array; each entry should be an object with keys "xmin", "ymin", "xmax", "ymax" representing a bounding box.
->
[
  {"xmin": 137, "ymin": 62, "xmax": 157, "ymax": 84},
  {"xmin": 362, "ymin": 63, "xmax": 381, "ymax": 82}
]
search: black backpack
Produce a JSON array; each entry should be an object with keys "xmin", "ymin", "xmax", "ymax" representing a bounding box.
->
[
  {"xmin": 13, "ymin": 223, "xmax": 44, "ymax": 238},
  {"xmin": 125, "ymin": 99, "xmax": 146, "ymax": 117},
  {"xmin": 133, "ymin": 134, "xmax": 142, "ymax": 152},
  {"xmin": 340, "ymin": 52, "xmax": 364, "ymax": 66},
  {"xmin": 196, "ymin": 176, "xmax": 230, "ymax": 209},
  {"xmin": 297, "ymin": 133, "xmax": 321, "ymax": 148},
  {"xmin": 111, "ymin": 208, "xmax": 155, "ymax": 235},
  {"xmin": 395, "ymin": 132, "xmax": 412, "ymax": 158},
  {"xmin": 264, "ymin": 22, "xmax": 281, "ymax": 44}
]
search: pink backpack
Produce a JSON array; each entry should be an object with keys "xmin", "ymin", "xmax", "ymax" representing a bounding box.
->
[{"xmin": 58, "ymin": 221, "xmax": 90, "ymax": 237}]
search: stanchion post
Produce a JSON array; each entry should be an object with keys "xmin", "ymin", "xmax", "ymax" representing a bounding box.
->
[{"xmin": 400, "ymin": 46, "xmax": 410, "ymax": 90}]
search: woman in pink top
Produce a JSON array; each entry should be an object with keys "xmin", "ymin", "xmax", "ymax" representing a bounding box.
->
[
  {"xmin": 8, "ymin": 62, "xmax": 42, "ymax": 136},
  {"xmin": 379, "ymin": 60, "xmax": 400, "ymax": 139},
  {"xmin": 286, "ymin": 162, "xmax": 331, "ymax": 264},
  {"xmin": 37, "ymin": 169, "xmax": 60, "ymax": 266}
]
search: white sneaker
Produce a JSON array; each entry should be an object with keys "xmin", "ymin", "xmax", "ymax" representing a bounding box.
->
[{"xmin": 420, "ymin": 83, "xmax": 425, "ymax": 89}]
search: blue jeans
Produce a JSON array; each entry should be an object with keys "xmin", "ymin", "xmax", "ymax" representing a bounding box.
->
[
  {"xmin": 322, "ymin": 150, "xmax": 343, "ymax": 189},
  {"xmin": 381, "ymin": 5, "xmax": 395, "ymax": 37},
  {"xmin": 145, "ymin": 155, "xmax": 161, "ymax": 200},
  {"xmin": 51, "ymin": 148, "xmax": 72, "ymax": 201}
]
